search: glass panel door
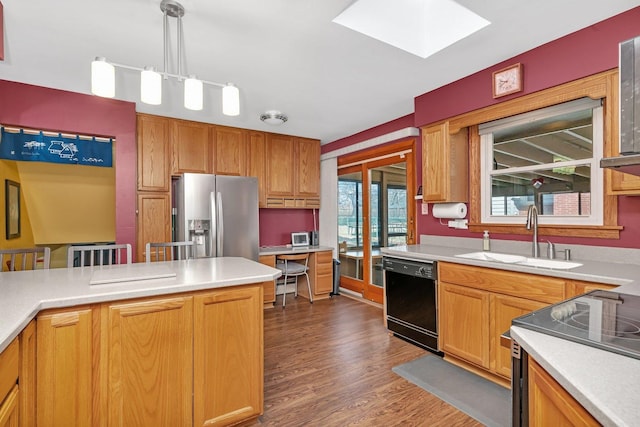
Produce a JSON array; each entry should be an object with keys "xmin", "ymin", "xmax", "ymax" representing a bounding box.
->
[
  {"xmin": 337, "ymin": 140, "xmax": 416, "ymax": 304},
  {"xmin": 338, "ymin": 170, "xmax": 363, "ymax": 283}
]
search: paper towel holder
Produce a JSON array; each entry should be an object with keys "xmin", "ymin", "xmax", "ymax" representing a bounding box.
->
[{"xmin": 432, "ymin": 202, "xmax": 468, "ymax": 219}]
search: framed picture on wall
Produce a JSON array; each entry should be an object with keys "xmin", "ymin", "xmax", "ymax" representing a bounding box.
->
[{"xmin": 5, "ymin": 180, "xmax": 20, "ymax": 239}]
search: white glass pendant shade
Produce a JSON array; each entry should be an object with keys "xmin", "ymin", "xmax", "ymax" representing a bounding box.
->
[
  {"xmin": 184, "ymin": 76, "xmax": 203, "ymax": 110},
  {"xmin": 141, "ymin": 67, "xmax": 162, "ymax": 105},
  {"xmin": 222, "ymin": 84, "xmax": 240, "ymax": 116},
  {"xmin": 91, "ymin": 57, "xmax": 115, "ymax": 98}
]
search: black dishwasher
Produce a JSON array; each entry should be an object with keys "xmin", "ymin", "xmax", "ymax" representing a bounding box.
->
[{"xmin": 383, "ymin": 257, "xmax": 441, "ymax": 354}]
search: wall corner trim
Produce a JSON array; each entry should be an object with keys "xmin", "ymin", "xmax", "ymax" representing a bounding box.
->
[{"xmin": 320, "ymin": 127, "xmax": 419, "ymax": 160}]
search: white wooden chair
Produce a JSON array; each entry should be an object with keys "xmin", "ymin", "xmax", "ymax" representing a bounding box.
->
[
  {"xmin": 0, "ymin": 247, "xmax": 51, "ymax": 271},
  {"xmin": 67, "ymin": 244, "xmax": 132, "ymax": 267},
  {"xmin": 276, "ymin": 253, "xmax": 312, "ymax": 308},
  {"xmin": 145, "ymin": 241, "xmax": 194, "ymax": 263}
]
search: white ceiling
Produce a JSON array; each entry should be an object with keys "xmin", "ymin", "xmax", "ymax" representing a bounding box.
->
[{"xmin": 2, "ymin": 0, "xmax": 639, "ymax": 144}]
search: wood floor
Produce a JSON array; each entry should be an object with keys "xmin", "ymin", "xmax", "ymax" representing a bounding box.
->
[{"xmin": 254, "ymin": 294, "xmax": 483, "ymax": 426}]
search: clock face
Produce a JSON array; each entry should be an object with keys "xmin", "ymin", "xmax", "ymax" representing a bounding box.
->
[{"xmin": 493, "ymin": 64, "xmax": 522, "ymax": 98}]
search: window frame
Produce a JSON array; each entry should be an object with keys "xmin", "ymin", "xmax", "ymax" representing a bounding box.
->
[
  {"xmin": 479, "ymin": 100, "xmax": 604, "ymax": 226},
  {"xmin": 442, "ymin": 69, "xmax": 621, "ymax": 239}
]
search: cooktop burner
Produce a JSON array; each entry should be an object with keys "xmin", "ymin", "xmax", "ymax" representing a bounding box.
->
[{"xmin": 513, "ymin": 290, "xmax": 640, "ymax": 360}]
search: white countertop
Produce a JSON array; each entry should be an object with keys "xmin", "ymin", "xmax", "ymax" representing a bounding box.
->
[
  {"xmin": 381, "ymin": 243, "xmax": 640, "ymax": 426},
  {"xmin": 0, "ymin": 257, "xmax": 281, "ymax": 353},
  {"xmin": 259, "ymin": 245, "xmax": 333, "ymax": 256}
]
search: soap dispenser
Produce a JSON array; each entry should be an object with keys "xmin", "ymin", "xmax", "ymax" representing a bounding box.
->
[{"xmin": 483, "ymin": 230, "xmax": 491, "ymax": 251}]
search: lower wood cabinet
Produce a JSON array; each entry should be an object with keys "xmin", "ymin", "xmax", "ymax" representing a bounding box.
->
[
  {"xmin": 0, "ymin": 338, "xmax": 19, "ymax": 427},
  {"xmin": 438, "ymin": 262, "xmax": 566, "ymax": 384},
  {"xmin": 491, "ymin": 294, "xmax": 546, "ymax": 378},
  {"xmin": 308, "ymin": 250, "xmax": 333, "ymax": 296},
  {"xmin": 259, "ymin": 255, "xmax": 276, "ymax": 307},
  {"xmin": 103, "ymin": 296, "xmax": 194, "ymax": 426},
  {"xmin": 439, "ymin": 282, "xmax": 490, "ymax": 369},
  {"xmin": 0, "ymin": 385, "xmax": 19, "ymax": 427},
  {"xmin": 33, "ymin": 284, "xmax": 264, "ymax": 426},
  {"xmin": 528, "ymin": 357, "xmax": 599, "ymax": 426},
  {"xmin": 193, "ymin": 287, "xmax": 263, "ymax": 426},
  {"xmin": 37, "ymin": 307, "xmax": 95, "ymax": 427}
]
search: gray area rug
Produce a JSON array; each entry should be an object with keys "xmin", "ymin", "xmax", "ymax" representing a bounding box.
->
[{"xmin": 392, "ymin": 355, "xmax": 511, "ymax": 427}]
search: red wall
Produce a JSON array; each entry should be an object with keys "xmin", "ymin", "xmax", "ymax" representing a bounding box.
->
[
  {"xmin": 259, "ymin": 209, "xmax": 316, "ymax": 246},
  {"xmin": 0, "ymin": 79, "xmax": 317, "ymax": 253},
  {"xmin": 324, "ymin": 7, "xmax": 640, "ymax": 249},
  {"xmin": 0, "ymin": 80, "xmax": 137, "ymax": 255}
]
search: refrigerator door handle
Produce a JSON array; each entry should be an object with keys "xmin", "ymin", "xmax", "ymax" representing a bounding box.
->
[
  {"xmin": 209, "ymin": 191, "xmax": 217, "ymax": 257},
  {"xmin": 217, "ymin": 192, "xmax": 224, "ymax": 256}
]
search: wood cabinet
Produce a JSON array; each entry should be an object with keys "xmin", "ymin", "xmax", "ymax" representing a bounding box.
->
[
  {"xmin": 137, "ymin": 114, "xmax": 171, "ymax": 192},
  {"xmin": 439, "ymin": 282, "xmax": 490, "ymax": 368},
  {"xmin": 36, "ymin": 307, "xmax": 95, "ymax": 427},
  {"xmin": 171, "ymin": 119, "xmax": 211, "ymax": 175},
  {"xmin": 421, "ymin": 122, "xmax": 468, "ymax": 202},
  {"xmin": 136, "ymin": 192, "xmax": 171, "ymax": 262},
  {"xmin": 265, "ymin": 134, "xmax": 321, "ymax": 208},
  {"xmin": 438, "ymin": 262, "xmax": 566, "ymax": 384},
  {"xmin": 212, "ymin": 125, "xmax": 247, "ymax": 176},
  {"xmin": 491, "ymin": 294, "xmax": 546, "ymax": 378},
  {"xmin": 565, "ymin": 279, "xmax": 617, "ymax": 297},
  {"xmin": 248, "ymin": 131, "xmax": 267, "ymax": 207},
  {"xmin": 309, "ymin": 250, "xmax": 333, "ymax": 296},
  {"xmin": 0, "ymin": 338, "xmax": 19, "ymax": 427},
  {"xmin": 259, "ymin": 255, "xmax": 276, "ymax": 307},
  {"xmin": 32, "ymin": 285, "xmax": 264, "ymax": 426},
  {"xmin": 103, "ymin": 296, "xmax": 194, "ymax": 426},
  {"xmin": 0, "ymin": 385, "xmax": 18, "ymax": 427},
  {"xmin": 528, "ymin": 357, "xmax": 599, "ymax": 426},
  {"xmin": 193, "ymin": 286, "xmax": 263, "ymax": 426},
  {"xmin": 19, "ymin": 321, "xmax": 36, "ymax": 427}
]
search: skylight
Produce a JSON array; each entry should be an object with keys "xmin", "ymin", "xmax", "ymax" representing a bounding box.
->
[{"xmin": 332, "ymin": 0, "xmax": 490, "ymax": 59}]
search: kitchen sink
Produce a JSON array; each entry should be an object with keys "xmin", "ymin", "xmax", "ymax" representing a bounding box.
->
[{"xmin": 455, "ymin": 251, "xmax": 582, "ymax": 270}]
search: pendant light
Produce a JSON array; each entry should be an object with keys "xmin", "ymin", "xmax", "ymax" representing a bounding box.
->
[
  {"xmin": 90, "ymin": 0, "xmax": 240, "ymax": 116},
  {"xmin": 184, "ymin": 75, "xmax": 203, "ymax": 111},
  {"xmin": 91, "ymin": 57, "xmax": 115, "ymax": 98},
  {"xmin": 141, "ymin": 66, "xmax": 162, "ymax": 105}
]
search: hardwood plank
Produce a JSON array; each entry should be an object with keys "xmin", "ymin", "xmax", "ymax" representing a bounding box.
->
[{"xmin": 253, "ymin": 295, "xmax": 483, "ymax": 426}]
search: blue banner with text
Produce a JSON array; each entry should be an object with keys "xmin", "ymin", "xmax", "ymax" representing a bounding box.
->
[{"xmin": 0, "ymin": 128, "xmax": 113, "ymax": 167}]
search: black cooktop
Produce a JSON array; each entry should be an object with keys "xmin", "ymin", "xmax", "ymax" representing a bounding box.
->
[{"xmin": 512, "ymin": 290, "xmax": 640, "ymax": 360}]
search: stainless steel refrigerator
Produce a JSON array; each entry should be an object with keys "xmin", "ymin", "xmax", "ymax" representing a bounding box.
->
[{"xmin": 173, "ymin": 173, "xmax": 259, "ymax": 261}]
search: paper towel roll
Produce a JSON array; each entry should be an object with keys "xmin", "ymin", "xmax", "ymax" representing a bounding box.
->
[{"xmin": 432, "ymin": 203, "xmax": 467, "ymax": 219}]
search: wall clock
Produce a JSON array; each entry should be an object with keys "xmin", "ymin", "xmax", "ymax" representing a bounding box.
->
[{"xmin": 492, "ymin": 63, "xmax": 523, "ymax": 98}]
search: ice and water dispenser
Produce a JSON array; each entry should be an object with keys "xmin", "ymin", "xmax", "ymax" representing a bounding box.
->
[{"xmin": 188, "ymin": 219, "xmax": 211, "ymax": 258}]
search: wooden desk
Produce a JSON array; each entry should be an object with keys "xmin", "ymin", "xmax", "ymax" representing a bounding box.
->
[{"xmin": 259, "ymin": 246, "xmax": 335, "ymax": 306}]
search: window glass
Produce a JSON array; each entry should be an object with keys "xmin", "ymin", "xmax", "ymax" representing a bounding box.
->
[
  {"xmin": 480, "ymin": 98, "xmax": 602, "ymax": 225},
  {"xmin": 387, "ymin": 186, "xmax": 407, "ymax": 246}
]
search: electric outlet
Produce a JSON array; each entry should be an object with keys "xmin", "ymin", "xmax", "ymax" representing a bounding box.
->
[{"xmin": 421, "ymin": 203, "xmax": 429, "ymax": 215}]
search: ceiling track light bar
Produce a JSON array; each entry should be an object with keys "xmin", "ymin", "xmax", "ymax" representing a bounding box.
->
[{"xmin": 90, "ymin": 0, "xmax": 240, "ymax": 116}]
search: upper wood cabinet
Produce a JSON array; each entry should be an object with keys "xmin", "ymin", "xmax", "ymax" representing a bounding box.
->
[
  {"xmin": 296, "ymin": 137, "xmax": 321, "ymax": 198},
  {"xmin": 212, "ymin": 125, "xmax": 247, "ymax": 176},
  {"xmin": 421, "ymin": 121, "xmax": 468, "ymax": 202},
  {"xmin": 265, "ymin": 134, "xmax": 321, "ymax": 208},
  {"xmin": 171, "ymin": 119, "xmax": 211, "ymax": 175},
  {"xmin": 248, "ymin": 131, "xmax": 267, "ymax": 207},
  {"xmin": 266, "ymin": 134, "xmax": 296, "ymax": 197},
  {"xmin": 137, "ymin": 114, "xmax": 171, "ymax": 192}
]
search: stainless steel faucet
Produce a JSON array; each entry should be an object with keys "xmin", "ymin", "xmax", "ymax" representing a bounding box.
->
[{"xmin": 526, "ymin": 205, "xmax": 540, "ymax": 258}]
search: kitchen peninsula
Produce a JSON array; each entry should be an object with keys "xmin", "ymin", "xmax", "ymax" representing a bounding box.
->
[{"xmin": 0, "ymin": 257, "xmax": 281, "ymax": 426}]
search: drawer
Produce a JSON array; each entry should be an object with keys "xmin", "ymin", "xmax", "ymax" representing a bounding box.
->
[
  {"xmin": 0, "ymin": 338, "xmax": 19, "ymax": 404},
  {"xmin": 315, "ymin": 251, "xmax": 333, "ymax": 275},
  {"xmin": 439, "ymin": 262, "xmax": 565, "ymax": 304}
]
